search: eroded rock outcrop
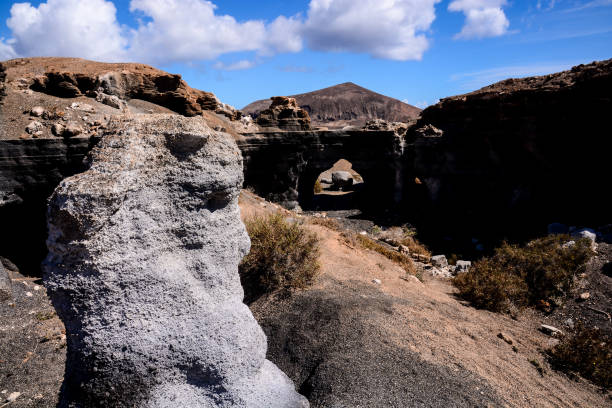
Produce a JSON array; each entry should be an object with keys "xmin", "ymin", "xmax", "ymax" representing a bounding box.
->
[
  {"xmin": 256, "ymin": 97, "xmax": 311, "ymax": 131},
  {"xmin": 43, "ymin": 114, "xmax": 307, "ymax": 407}
]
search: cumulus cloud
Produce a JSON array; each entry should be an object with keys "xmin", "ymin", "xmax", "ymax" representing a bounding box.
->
[
  {"xmin": 448, "ymin": 0, "xmax": 510, "ymax": 39},
  {"xmin": 302, "ymin": 0, "xmax": 440, "ymax": 61},
  {"xmin": 1, "ymin": 0, "xmax": 126, "ymax": 61},
  {"xmin": 213, "ymin": 60, "xmax": 257, "ymax": 71},
  {"xmin": 128, "ymin": 0, "xmax": 267, "ymax": 63},
  {"xmin": 1, "ymin": 0, "xmax": 443, "ymax": 67}
]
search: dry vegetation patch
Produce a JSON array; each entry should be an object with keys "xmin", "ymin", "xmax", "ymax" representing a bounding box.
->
[
  {"xmin": 453, "ymin": 235, "xmax": 593, "ymax": 313},
  {"xmin": 342, "ymin": 231, "xmax": 416, "ymax": 276},
  {"xmin": 239, "ymin": 213, "xmax": 320, "ymax": 303},
  {"xmin": 548, "ymin": 324, "xmax": 611, "ymax": 389}
]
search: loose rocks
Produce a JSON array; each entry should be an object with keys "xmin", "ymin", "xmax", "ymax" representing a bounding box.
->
[
  {"xmin": 431, "ymin": 255, "xmax": 448, "ymax": 268},
  {"xmin": 0, "ymin": 261, "xmax": 11, "ymax": 300}
]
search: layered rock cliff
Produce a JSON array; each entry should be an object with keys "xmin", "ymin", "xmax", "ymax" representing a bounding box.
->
[{"xmin": 43, "ymin": 114, "xmax": 307, "ymax": 407}]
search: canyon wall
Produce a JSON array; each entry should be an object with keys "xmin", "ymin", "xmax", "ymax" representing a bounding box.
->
[
  {"xmin": 403, "ymin": 59, "xmax": 612, "ymax": 243},
  {"xmin": 237, "ymin": 129, "xmax": 404, "ymax": 210}
]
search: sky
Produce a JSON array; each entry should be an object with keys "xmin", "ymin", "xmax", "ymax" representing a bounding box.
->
[{"xmin": 0, "ymin": 0, "xmax": 611, "ymax": 109}]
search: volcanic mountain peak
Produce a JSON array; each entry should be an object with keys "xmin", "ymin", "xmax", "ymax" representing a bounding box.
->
[{"xmin": 242, "ymin": 82, "xmax": 421, "ymax": 128}]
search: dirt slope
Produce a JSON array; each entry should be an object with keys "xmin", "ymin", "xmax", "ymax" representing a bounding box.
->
[
  {"xmin": 242, "ymin": 82, "xmax": 421, "ymax": 128},
  {"xmin": 240, "ymin": 191, "xmax": 609, "ymax": 407}
]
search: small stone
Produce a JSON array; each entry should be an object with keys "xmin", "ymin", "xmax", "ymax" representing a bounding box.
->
[
  {"xmin": 359, "ymin": 231, "xmax": 367, "ymax": 236},
  {"xmin": 455, "ymin": 260, "xmax": 471, "ymax": 273},
  {"xmin": 565, "ymin": 318, "xmax": 574, "ymax": 329},
  {"xmin": 578, "ymin": 292, "xmax": 590, "ymax": 301},
  {"xmin": 63, "ymin": 122, "xmax": 83, "ymax": 137},
  {"xmin": 431, "ymin": 255, "xmax": 448, "ymax": 268},
  {"xmin": 497, "ymin": 332, "xmax": 514, "ymax": 345},
  {"xmin": 540, "ymin": 324, "xmax": 563, "ymax": 337},
  {"xmin": 25, "ymin": 121, "xmax": 43, "ymax": 134},
  {"xmin": 25, "ymin": 291, "xmax": 33, "ymax": 297},
  {"xmin": 372, "ymin": 279, "xmax": 382, "ymax": 285},
  {"xmin": 331, "ymin": 171, "xmax": 354, "ymax": 190},
  {"xmin": 30, "ymin": 106, "xmax": 45, "ymax": 117},
  {"xmin": 398, "ymin": 245, "xmax": 410, "ymax": 254},
  {"xmin": 561, "ymin": 240, "xmax": 576, "ymax": 249},
  {"xmin": 52, "ymin": 123, "xmax": 65, "ymax": 136},
  {"xmin": 0, "ymin": 263, "xmax": 12, "ymax": 301},
  {"xmin": 571, "ymin": 228, "xmax": 597, "ymax": 250},
  {"xmin": 7, "ymin": 392, "xmax": 21, "ymax": 402}
]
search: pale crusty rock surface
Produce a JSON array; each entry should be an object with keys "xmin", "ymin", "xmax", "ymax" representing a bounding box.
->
[{"xmin": 43, "ymin": 114, "xmax": 307, "ymax": 407}]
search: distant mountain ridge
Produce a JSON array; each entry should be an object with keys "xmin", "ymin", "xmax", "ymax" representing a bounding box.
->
[{"xmin": 242, "ymin": 82, "xmax": 421, "ymax": 128}]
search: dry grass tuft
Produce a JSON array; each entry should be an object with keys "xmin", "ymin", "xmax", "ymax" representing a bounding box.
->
[
  {"xmin": 240, "ymin": 213, "xmax": 320, "ymax": 303},
  {"xmin": 453, "ymin": 235, "xmax": 593, "ymax": 312},
  {"xmin": 342, "ymin": 231, "xmax": 416, "ymax": 276}
]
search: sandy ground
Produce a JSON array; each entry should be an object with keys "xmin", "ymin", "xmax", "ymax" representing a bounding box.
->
[{"xmin": 241, "ymin": 190, "xmax": 609, "ymax": 407}]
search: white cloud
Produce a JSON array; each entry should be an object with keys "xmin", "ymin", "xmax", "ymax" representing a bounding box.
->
[
  {"xmin": 129, "ymin": 0, "xmax": 267, "ymax": 63},
  {"xmin": 262, "ymin": 15, "xmax": 304, "ymax": 55},
  {"xmin": 0, "ymin": 38, "xmax": 18, "ymax": 60},
  {"xmin": 449, "ymin": 0, "xmax": 510, "ymax": 39},
  {"xmin": 1, "ymin": 0, "xmax": 126, "ymax": 61},
  {"xmin": 302, "ymin": 0, "xmax": 441, "ymax": 61},
  {"xmin": 1, "ymin": 0, "xmax": 443, "ymax": 67},
  {"xmin": 213, "ymin": 60, "xmax": 257, "ymax": 71}
]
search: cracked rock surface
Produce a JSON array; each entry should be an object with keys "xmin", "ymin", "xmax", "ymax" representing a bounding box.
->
[{"xmin": 43, "ymin": 114, "xmax": 307, "ymax": 407}]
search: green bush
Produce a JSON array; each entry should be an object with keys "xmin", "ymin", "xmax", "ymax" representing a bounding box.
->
[
  {"xmin": 548, "ymin": 324, "xmax": 611, "ymax": 389},
  {"xmin": 239, "ymin": 213, "xmax": 320, "ymax": 303},
  {"xmin": 453, "ymin": 235, "xmax": 593, "ymax": 312}
]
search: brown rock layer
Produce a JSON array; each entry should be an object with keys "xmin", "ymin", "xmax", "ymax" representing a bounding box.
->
[
  {"xmin": 3, "ymin": 57, "xmax": 239, "ymax": 119},
  {"xmin": 256, "ymin": 97, "xmax": 312, "ymax": 131}
]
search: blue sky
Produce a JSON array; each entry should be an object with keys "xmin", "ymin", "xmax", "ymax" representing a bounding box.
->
[{"xmin": 1, "ymin": 0, "xmax": 611, "ymax": 109}]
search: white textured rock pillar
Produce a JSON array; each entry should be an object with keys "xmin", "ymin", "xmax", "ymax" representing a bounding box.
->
[{"xmin": 44, "ymin": 114, "xmax": 308, "ymax": 407}]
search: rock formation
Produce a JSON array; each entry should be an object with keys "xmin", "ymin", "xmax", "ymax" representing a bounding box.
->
[
  {"xmin": 403, "ymin": 58, "xmax": 612, "ymax": 245},
  {"xmin": 43, "ymin": 114, "xmax": 307, "ymax": 407},
  {"xmin": 256, "ymin": 97, "xmax": 312, "ymax": 131},
  {"xmin": 3, "ymin": 57, "xmax": 240, "ymax": 120},
  {"xmin": 243, "ymin": 82, "xmax": 421, "ymax": 129}
]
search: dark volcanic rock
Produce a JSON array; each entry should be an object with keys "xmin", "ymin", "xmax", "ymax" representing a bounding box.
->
[
  {"xmin": 0, "ymin": 137, "xmax": 96, "ymax": 275},
  {"xmin": 255, "ymin": 96, "xmax": 312, "ymax": 131},
  {"xmin": 243, "ymin": 82, "xmax": 421, "ymax": 129},
  {"xmin": 238, "ymin": 129, "xmax": 404, "ymax": 210},
  {"xmin": 403, "ymin": 59, "xmax": 612, "ymax": 246},
  {"xmin": 251, "ymin": 280, "xmax": 504, "ymax": 407}
]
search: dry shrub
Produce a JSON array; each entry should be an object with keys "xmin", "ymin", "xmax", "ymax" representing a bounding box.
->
[
  {"xmin": 453, "ymin": 235, "xmax": 593, "ymax": 312},
  {"xmin": 548, "ymin": 324, "xmax": 611, "ymax": 389},
  {"xmin": 343, "ymin": 232, "xmax": 415, "ymax": 275},
  {"xmin": 240, "ymin": 213, "xmax": 320, "ymax": 303},
  {"xmin": 313, "ymin": 179, "xmax": 323, "ymax": 194}
]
